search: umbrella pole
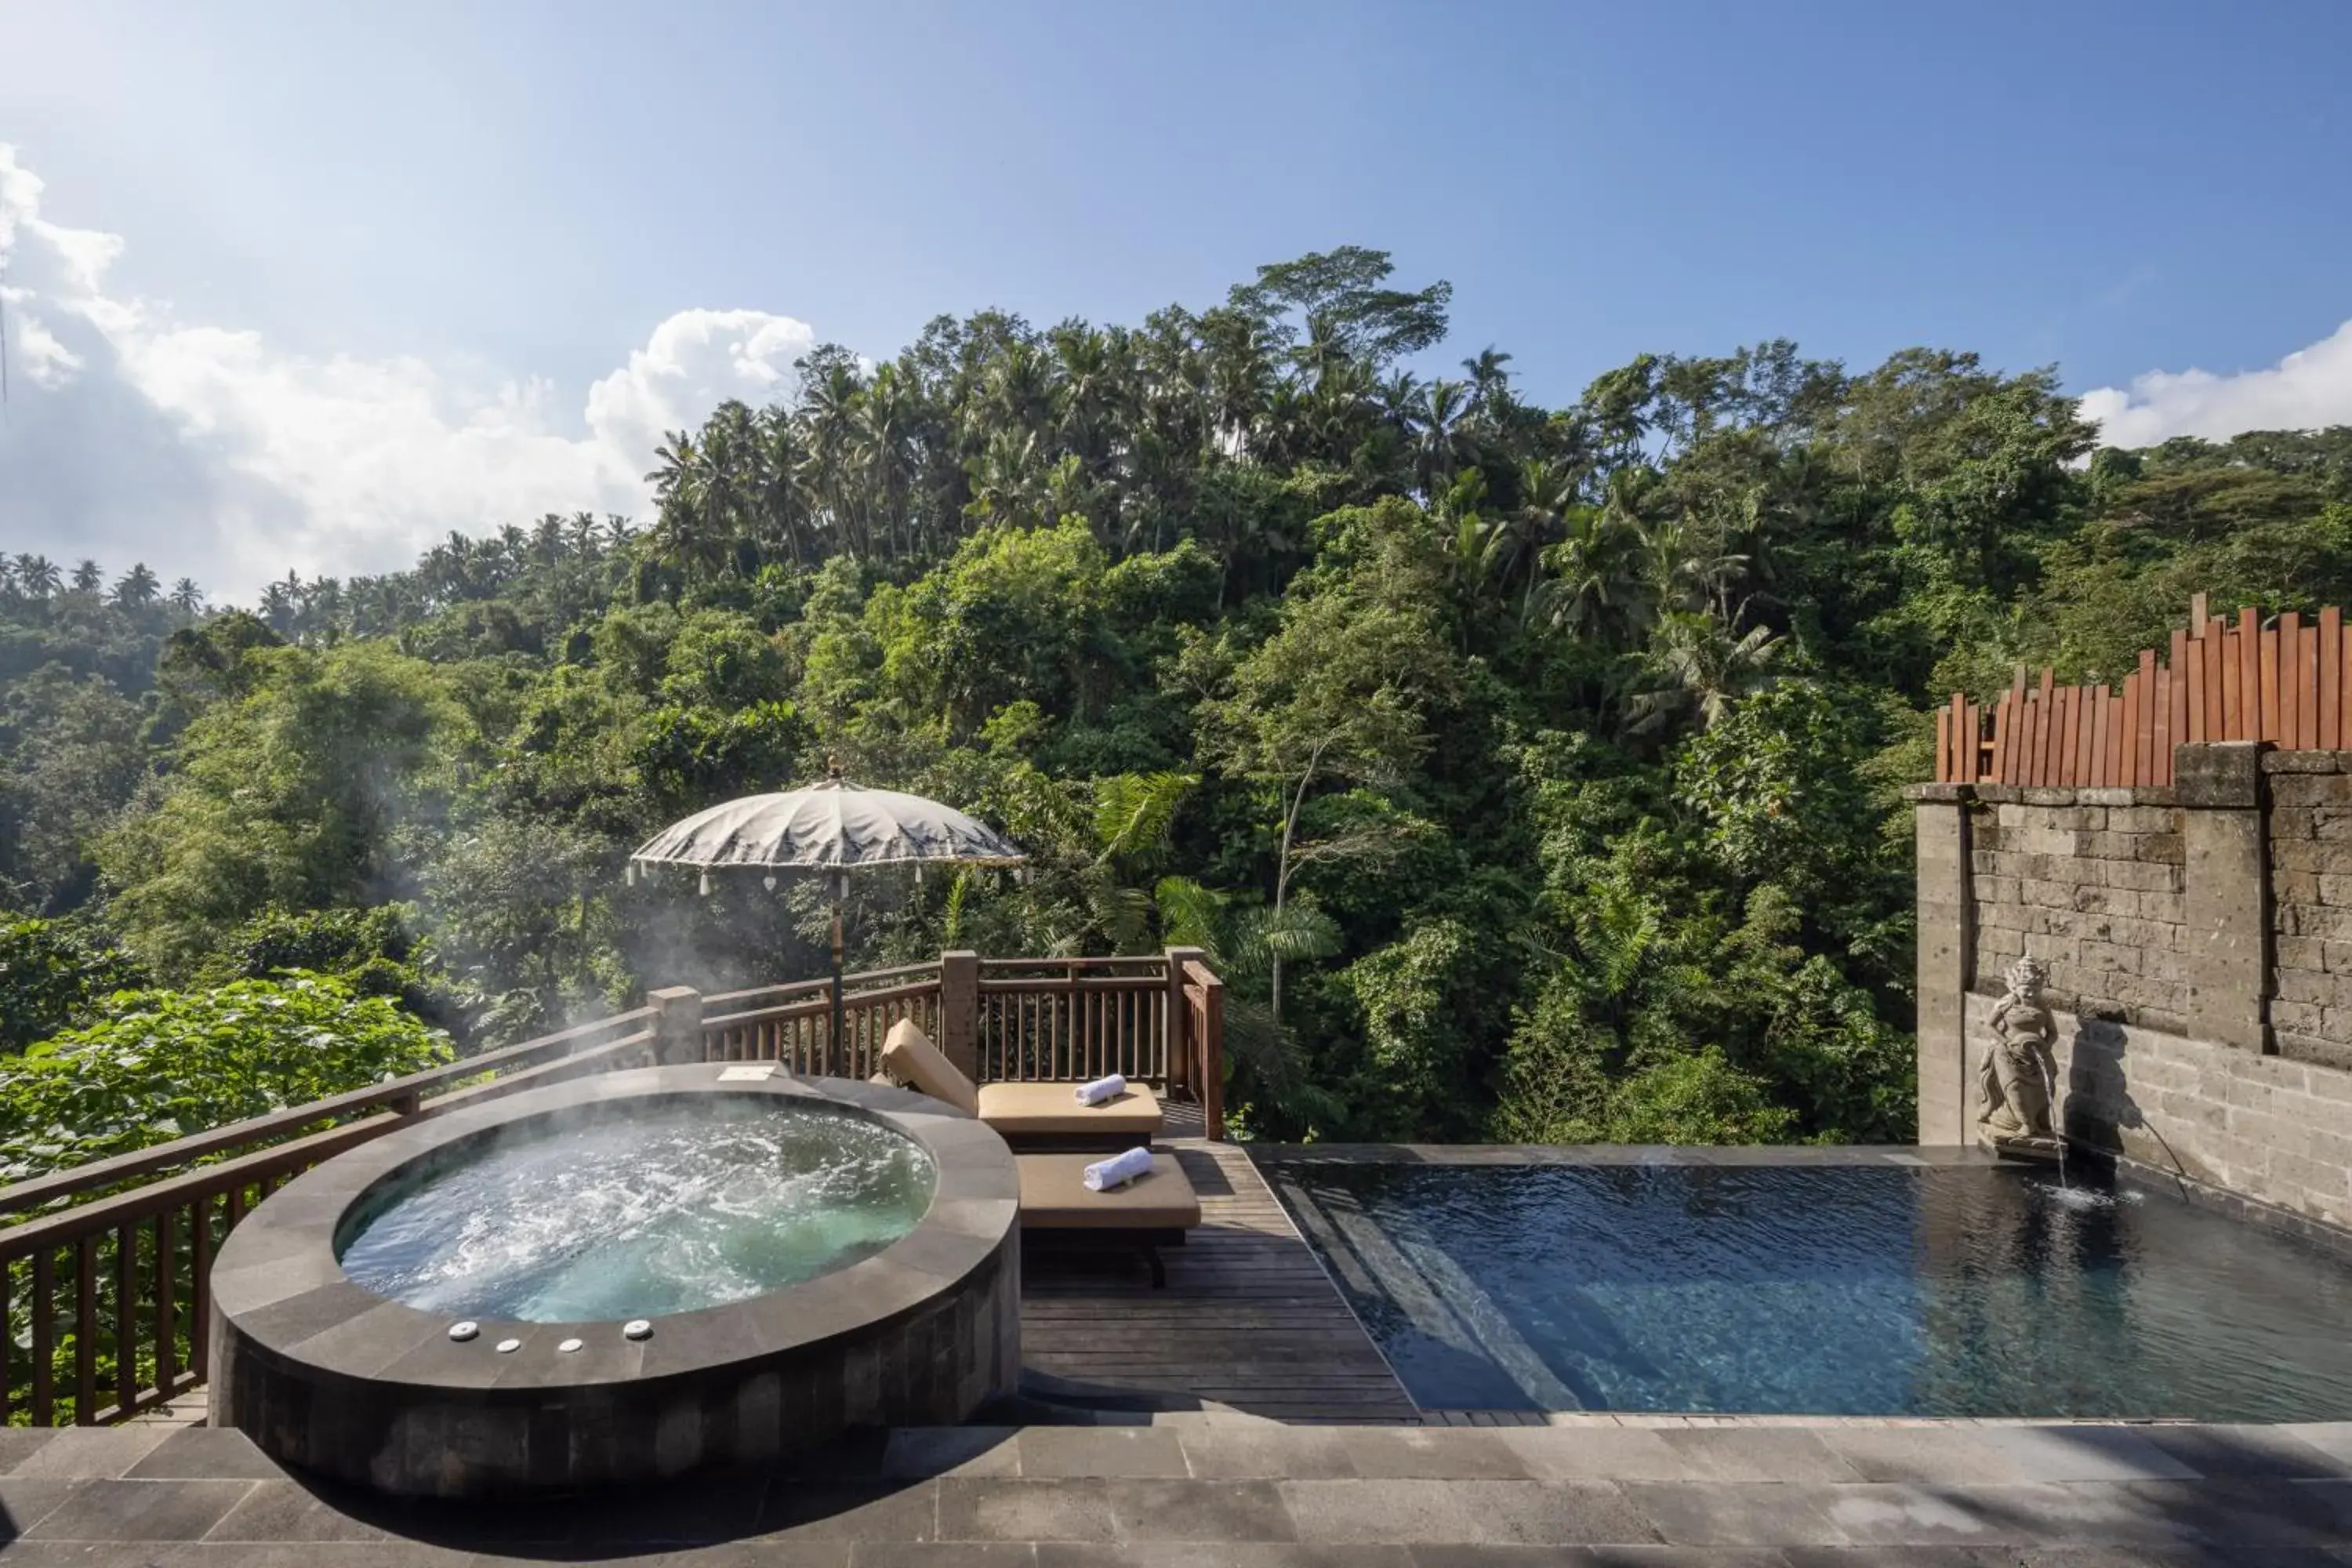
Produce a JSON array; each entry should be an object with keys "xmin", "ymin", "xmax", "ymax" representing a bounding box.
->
[{"xmin": 829, "ymin": 901, "xmax": 844, "ymax": 1076}]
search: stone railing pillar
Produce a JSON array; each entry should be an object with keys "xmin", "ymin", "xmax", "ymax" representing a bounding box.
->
[
  {"xmin": 938, "ymin": 950, "xmax": 980, "ymax": 1080},
  {"xmin": 648, "ymin": 985, "xmax": 704, "ymax": 1066},
  {"xmin": 2176, "ymin": 742, "xmax": 2271, "ymax": 1052},
  {"xmin": 1911, "ymin": 785, "xmax": 1974, "ymax": 1145}
]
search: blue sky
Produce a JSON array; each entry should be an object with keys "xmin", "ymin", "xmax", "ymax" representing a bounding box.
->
[{"xmin": 3, "ymin": 0, "xmax": 2349, "ymax": 593}]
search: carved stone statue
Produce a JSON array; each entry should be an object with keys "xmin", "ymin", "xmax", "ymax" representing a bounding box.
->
[{"xmin": 1979, "ymin": 956, "xmax": 2061, "ymax": 1156}]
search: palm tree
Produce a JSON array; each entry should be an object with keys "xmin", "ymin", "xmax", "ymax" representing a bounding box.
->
[
  {"xmin": 1532, "ymin": 497, "xmax": 1647, "ymax": 642},
  {"xmin": 1462, "ymin": 345, "xmax": 1514, "ymax": 419},
  {"xmin": 1628, "ymin": 609, "xmax": 1783, "ymax": 733},
  {"xmin": 257, "ymin": 575, "xmax": 299, "ymax": 636},
  {"xmin": 17, "ymin": 554, "xmax": 60, "ymax": 599},
  {"xmin": 567, "ymin": 510, "xmax": 602, "ymax": 559},
  {"xmin": 70, "ymin": 559, "xmax": 103, "ymax": 594},
  {"xmin": 110, "ymin": 562, "xmax": 161, "ymax": 608},
  {"xmin": 646, "ymin": 430, "xmax": 728, "ymax": 580},
  {"xmin": 169, "ymin": 577, "xmax": 205, "ymax": 613},
  {"xmin": 1414, "ymin": 380, "xmax": 1472, "ymax": 499}
]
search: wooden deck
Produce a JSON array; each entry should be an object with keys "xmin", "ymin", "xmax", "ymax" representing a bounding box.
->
[{"xmin": 1018, "ymin": 1115, "xmax": 1417, "ymax": 1423}]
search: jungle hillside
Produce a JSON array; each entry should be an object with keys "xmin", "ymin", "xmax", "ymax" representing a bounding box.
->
[{"xmin": 8, "ymin": 248, "xmax": 2352, "ymax": 1166}]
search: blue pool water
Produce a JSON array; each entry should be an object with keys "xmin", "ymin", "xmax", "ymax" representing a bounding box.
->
[{"xmin": 1265, "ymin": 1159, "xmax": 2352, "ymax": 1420}]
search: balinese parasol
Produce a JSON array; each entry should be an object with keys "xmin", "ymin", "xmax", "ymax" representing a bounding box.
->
[{"xmin": 628, "ymin": 766, "xmax": 1027, "ymax": 1067}]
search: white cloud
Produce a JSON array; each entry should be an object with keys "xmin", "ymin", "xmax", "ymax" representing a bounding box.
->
[
  {"xmin": 0, "ymin": 145, "xmax": 817, "ymax": 598},
  {"xmin": 2079, "ymin": 320, "xmax": 2352, "ymax": 448}
]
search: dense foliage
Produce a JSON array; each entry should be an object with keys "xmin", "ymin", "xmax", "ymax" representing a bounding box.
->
[
  {"xmin": 0, "ymin": 975, "xmax": 454, "ymax": 1181},
  {"xmin": 8, "ymin": 246, "xmax": 2350, "ymax": 1149}
]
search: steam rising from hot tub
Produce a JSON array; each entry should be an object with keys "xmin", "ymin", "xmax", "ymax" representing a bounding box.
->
[{"xmin": 336, "ymin": 1098, "xmax": 937, "ymax": 1321}]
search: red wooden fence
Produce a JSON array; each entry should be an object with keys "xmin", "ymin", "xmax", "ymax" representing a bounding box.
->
[{"xmin": 1935, "ymin": 595, "xmax": 2351, "ymax": 786}]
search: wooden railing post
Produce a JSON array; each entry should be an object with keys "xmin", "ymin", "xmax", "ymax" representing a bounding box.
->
[
  {"xmin": 938, "ymin": 951, "xmax": 979, "ymax": 1080},
  {"xmin": 1196, "ymin": 964, "xmax": 1225, "ymax": 1142},
  {"xmin": 648, "ymin": 985, "xmax": 704, "ymax": 1065},
  {"xmin": 1165, "ymin": 948, "xmax": 1203, "ymax": 1099}
]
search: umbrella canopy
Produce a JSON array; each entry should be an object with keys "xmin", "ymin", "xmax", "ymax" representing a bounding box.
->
[{"xmin": 629, "ymin": 777, "xmax": 1026, "ymax": 873}]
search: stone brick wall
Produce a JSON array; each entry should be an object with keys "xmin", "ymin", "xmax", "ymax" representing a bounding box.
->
[
  {"xmin": 1913, "ymin": 744, "xmax": 2352, "ymax": 1235},
  {"xmin": 1969, "ymin": 992, "xmax": 2352, "ymax": 1232},
  {"xmin": 1966, "ymin": 786, "xmax": 2187, "ymax": 1035},
  {"xmin": 2265, "ymin": 753, "xmax": 2352, "ymax": 1073}
]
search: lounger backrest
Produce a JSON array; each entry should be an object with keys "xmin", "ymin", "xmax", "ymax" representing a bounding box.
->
[{"xmin": 879, "ymin": 1018, "xmax": 979, "ymax": 1116}]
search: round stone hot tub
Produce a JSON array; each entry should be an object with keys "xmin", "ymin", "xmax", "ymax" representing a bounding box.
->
[{"xmin": 208, "ymin": 1065, "xmax": 1020, "ymax": 1497}]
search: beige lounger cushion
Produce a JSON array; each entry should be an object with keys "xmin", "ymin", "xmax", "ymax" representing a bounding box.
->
[
  {"xmin": 1017, "ymin": 1152, "xmax": 1201, "ymax": 1231},
  {"xmin": 878, "ymin": 1019, "xmax": 978, "ymax": 1116},
  {"xmin": 977, "ymin": 1080, "xmax": 1163, "ymax": 1138}
]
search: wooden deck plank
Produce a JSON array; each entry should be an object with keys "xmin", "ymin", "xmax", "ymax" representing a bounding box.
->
[{"xmin": 1017, "ymin": 1134, "xmax": 1416, "ymax": 1423}]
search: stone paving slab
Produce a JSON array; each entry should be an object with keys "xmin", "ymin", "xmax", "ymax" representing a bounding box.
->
[{"xmin": 4, "ymin": 1421, "xmax": 2352, "ymax": 1563}]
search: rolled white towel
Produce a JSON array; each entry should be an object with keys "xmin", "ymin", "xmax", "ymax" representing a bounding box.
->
[
  {"xmin": 1074, "ymin": 1073, "xmax": 1127, "ymax": 1106},
  {"xmin": 1082, "ymin": 1145, "xmax": 1155, "ymax": 1192}
]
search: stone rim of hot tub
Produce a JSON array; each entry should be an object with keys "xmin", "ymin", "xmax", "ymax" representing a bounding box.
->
[{"xmin": 206, "ymin": 1064, "xmax": 1022, "ymax": 1492}]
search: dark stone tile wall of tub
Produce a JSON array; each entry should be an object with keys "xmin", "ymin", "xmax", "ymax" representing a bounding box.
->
[{"xmin": 211, "ymin": 1229, "xmax": 1020, "ymax": 1497}]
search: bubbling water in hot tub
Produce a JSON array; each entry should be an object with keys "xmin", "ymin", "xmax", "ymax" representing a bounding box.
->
[{"xmin": 336, "ymin": 1098, "xmax": 936, "ymax": 1322}]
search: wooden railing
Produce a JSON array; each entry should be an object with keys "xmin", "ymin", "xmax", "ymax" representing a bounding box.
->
[
  {"xmin": 975, "ymin": 956, "xmax": 1174, "ymax": 1085},
  {"xmin": 701, "ymin": 964, "xmax": 944, "ymax": 1080},
  {"xmin": 1936, "ymin": 595, "xmax": 2352, "ymax": 786},
  {"xmin": 0, "ymin": 948, "xmax": 1229, "ymax": 1427},
  {"xmin": 1178, "ymin": 956, "xmax": 1225, "ymax": 1142},
  {"xmin": 688, "ymin": 951, "xmax": 1223, "ymax": 1129},
  {"xmin": 0, "ymin": 1007, "xmax": 658, "ymax": 1427}
]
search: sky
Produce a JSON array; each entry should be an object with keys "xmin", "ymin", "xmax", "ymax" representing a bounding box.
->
[{"xmin": 3, "ymin": 0, "xmax": 2351, "ymax": 599}]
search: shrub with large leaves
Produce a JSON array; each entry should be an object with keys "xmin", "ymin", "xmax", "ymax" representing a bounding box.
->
[
  {"xmin": 0, "ymin": 974, "xmax": 454, "ymax": 1182},
  {"xmin": 0, "ymin": 915, "xmax": 143, "ymax": 1055}
]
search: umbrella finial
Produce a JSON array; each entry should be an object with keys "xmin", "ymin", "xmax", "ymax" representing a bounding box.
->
[{"xmin": 826, "ymin": 754, "xmax": 843, "ymax": 782}]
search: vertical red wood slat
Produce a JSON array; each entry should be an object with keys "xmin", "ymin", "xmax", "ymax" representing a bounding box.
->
[
  {"xmin": 2343, "ymin": 619, "xmax": 2352, "ymax": 755},
  {"xmin": 2201, "ymin": 615, "xmax": 2220, "ymax": 738},
  {"xmin": 2261, "ymin": 625, "xmax": 2282, "ymax": 742},
  {"xmin": 2068, "ymin": 691, "xmax": 2090, "ymax": 784},
  {"xmin": 2169, "ymin": 630, "xmax": 2190, "ymax": 769},
  {"xmin": 2067, "ymin": 686, "xmax": 2087, "ymax": 784},
  {"xmin": 2034, "ymin": 668, "xmax": 2058, "ymax": 784},
  {"xmin": 2119, "ymin": 674, "xmax": 2140, "ymax": 786},
  {"xmin": 2223, "ymin": 629, "xmax": 2243, "ymax": 739},
  {"xmin": 2007, "ymin": 666, "xmax": 2030, "ymax": 777},
  {"xmin": 2325, "ymin": 605, "xmax": 2344, "ymax": 751},
  {"xmin": 1950, "ymin": 694, "xmax": 1965, "ymax": 781},
  {"xmin": 1966, "ymin": 701, "xmax": 1984, "ymax": 783},
  {"xmin": 2089, "ymin": 688, "xmax": 2110, "ymax": 785},
  {"xmin": 2281, "ymin": 612, "xmax": 2303, "ymax": 749},
  {"xmin": 2300, "ymin": 625, "xmax": 2321, "ymax": 750},
  {"xmin": 2048, "ymin": 688, "xmax": 2067, "ymax": 785},
  {"xmin": 2154, "ymin": 664, "xmax": 2172, "ymax": 786},
  {"xmin": 2023, "ymin": 694, "xmax": 2044, "ymax": 786},
  {"xmin": 2240, "ymin": 608, "xmax": 2262, "ymax": 740},
  {"xmin": 2187, "ymin": 631, "xmax": 2209, "ymax": 745},
  {"xmin": 1987, "ymin": 695, "xmax": 2009, "ymax": 782},
  {"xmin": 1934, "ymin": 705, "xmax": 1951, "ymax": 782},
  {"xmin": 2136, "ymin": 650, "xmax": 2158, "ymax": 785}
]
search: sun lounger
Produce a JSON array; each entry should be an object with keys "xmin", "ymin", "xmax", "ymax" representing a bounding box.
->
[
  {"xmin": 974, "ymin": 1080, "xmax": 1163, "ymax": 1151},
  {"xmin": 873, "ymin": 1021, "xmax": 1200, "ymax": 1282},
  {"xmin": 1016, "ymin": 1149, "xmax": 1202, "ymax": 1287}
]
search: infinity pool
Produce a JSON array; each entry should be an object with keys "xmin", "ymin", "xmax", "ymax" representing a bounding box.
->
[{"xmin": 1265, "ymin": 1157, "xmax": 2352, "ymax": 1420}]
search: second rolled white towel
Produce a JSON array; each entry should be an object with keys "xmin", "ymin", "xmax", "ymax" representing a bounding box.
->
[
  {"xmin": 1074, "ymin": 1073, "xmax": 1127, "ymax": 1106},
  {"xmin": 1083, "ymin": 1145, "xmax": 1155, "ymax": 1192}
]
